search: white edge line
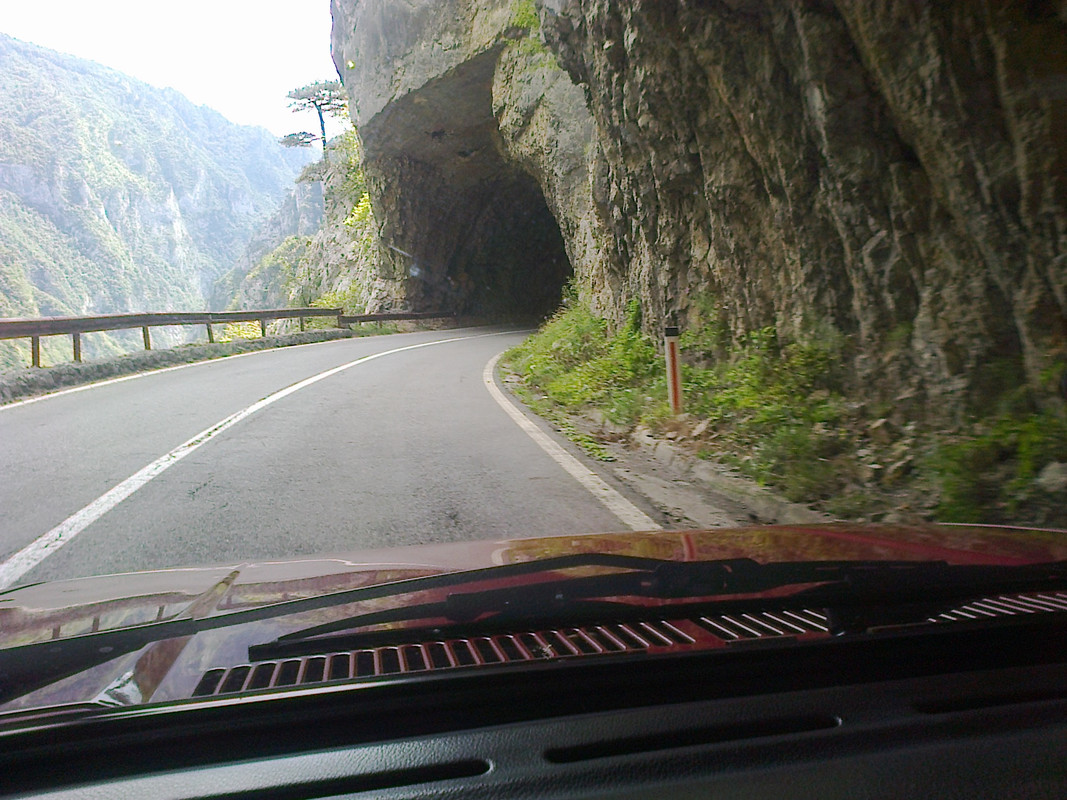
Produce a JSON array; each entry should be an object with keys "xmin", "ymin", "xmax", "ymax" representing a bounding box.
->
[
  {"xmin": 0, "ymin": 335, "xmax": 356, "ymax": 412},
  {"xmin": 0, "ymin": 330, "xmax": 514, "ymax": 590},
  {"xmin": 483, "ymin": 351, "xmax": 661, "ymax": 532}
]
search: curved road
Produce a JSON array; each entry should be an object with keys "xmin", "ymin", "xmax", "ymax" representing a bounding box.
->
[{"xmin": 0, "ymin": 327, "xmax": 664, "ymax": 589}]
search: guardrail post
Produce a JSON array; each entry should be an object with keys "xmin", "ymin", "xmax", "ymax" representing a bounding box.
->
[
  {"xmin": 664, "ymin": 325, "xmax": 683, "ymax": 415},
  {"xmin": 142, "ymin": 327, "xmax": 151, "ymax": 351},
  {"xmin": 300, "ymin": 315, "xmax": 306, "ymax": 332},
  {"xmin": 259, "ymin": 318, "xmax": 267, "ymax": 338},
  {"xmin": 206, "ymin": 323, "xmax": 214, "ymax": 344},
  {"xmin": 31, "ymin": 336, "xmax": 41, "ymax": 368},
  {"xmin": 72, "ymin": 333, "xmax": 82, "ymax": 363}
]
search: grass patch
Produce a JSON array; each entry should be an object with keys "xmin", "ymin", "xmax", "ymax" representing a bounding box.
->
[
  {"xmin": 348, "ymin": 321, "xmax": 401, "ymax": 337},
  {"xmin": 505, "ymin": 298, "xmax": 659, "ymax": 425},
  {"xmin": 503, "ymin": 295, "xmax": 852, "ymax": 502},
  {"xmin": 218, "ymin": 321, "xmax": 263, "ymax": 342},
  {"xmin": 508, "ymin": 379, "xmax": 616, "ymax": 462},
  {"xmin": 930, "ymin": 410, "xmax": 1067, "ymax": 524},
  {"xmin": 509, "ymin": 0, "xmax": 539, "ymax": 30},
  {"xmin": 503, "ymin": 295, "xmax": 1067, "ymax": 525}
]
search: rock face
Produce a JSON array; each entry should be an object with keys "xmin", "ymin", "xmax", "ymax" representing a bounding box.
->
[
  {"xmin": 332, "ymin": 1, "xmax": 577, "ymax": 319},
  {"xmin": 332, "ymin": 0, "xmax": 1067, "ymax": 421}
]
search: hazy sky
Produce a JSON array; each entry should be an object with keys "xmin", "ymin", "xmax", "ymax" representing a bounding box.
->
[{"xmin": 0, "ymin": 1, "xmax": 342, "ymax": 137}]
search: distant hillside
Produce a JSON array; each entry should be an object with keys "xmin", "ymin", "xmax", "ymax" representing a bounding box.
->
[
  {"xmin": 0, "ymin": 34, "xmax": 312, "ymax": 367},
  {"xmin": 215, "ymin": 131, "xmax": 401, "ymax": 319}
]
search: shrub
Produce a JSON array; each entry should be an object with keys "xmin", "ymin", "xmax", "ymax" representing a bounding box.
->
[
  {"xmin": 504, "ymin": 297, "xmax": 852, "ymax": 503},
  {"xmin": 506, "ymin": 298, "xmax": 660, "ymax": 424},
  {"xmin": 932, "ymin": 411, "xmax": 1067, "ymax": 523},
  {"xmin": 218, "ymin": 321, "xmax": 263, "ymax": 342}
]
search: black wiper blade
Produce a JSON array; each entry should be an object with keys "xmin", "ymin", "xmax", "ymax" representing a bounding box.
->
[
  {"xmin": 249, "ymin": 558, "xmax": 1067, "ymax": 661},
  {"xmin": 793, "ymin": 559, "xmax": 1067, "ymax": 633}
]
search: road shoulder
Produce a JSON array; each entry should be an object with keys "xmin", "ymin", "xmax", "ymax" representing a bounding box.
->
[{"xmin": 495, "ymin": 368, "xmax": 832, "ymax": 530}]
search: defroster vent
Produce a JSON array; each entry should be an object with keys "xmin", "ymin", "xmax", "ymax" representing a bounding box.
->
[
  {"xmin": 192, "ymin": 591, "xmax": 1067, "ymax": 698},
  {"xmin": 192, "ymin": 620, "xmax": 694, "ymax": 698}
]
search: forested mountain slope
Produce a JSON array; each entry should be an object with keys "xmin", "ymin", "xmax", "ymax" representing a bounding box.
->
[
  {"xmin": 0, "ymin": 34, "xmax": 311, "ymax": 366},
  {"xmin": 216, "ymin": 130, "xmax": 403, "ymax": 317}
]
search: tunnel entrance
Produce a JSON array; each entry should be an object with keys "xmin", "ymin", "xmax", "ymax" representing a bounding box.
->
[
  {"xmin": 448, "ymin": 170, "xmax": 571, "ymax": 319},
  {"xmin": 359, "ymin": 49, "xmax": 572, "ymax": 320}
]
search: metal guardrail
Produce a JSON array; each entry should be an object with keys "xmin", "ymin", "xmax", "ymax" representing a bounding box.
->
[
  {"xmin": 0, "ymin": 308, "xmax": 340, "ymax": 368},
  {"xmin": 337, "ymin": 311, "xmax": 457, "ymax": 325},
  {"xmin": 0, "ymin": 308, "xmax": 456, "ymax": 367}
]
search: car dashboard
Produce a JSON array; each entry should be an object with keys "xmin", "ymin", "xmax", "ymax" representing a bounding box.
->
[{"xmin": 1, "ymin": 605, "xmax": 1065, "ymax": 799}]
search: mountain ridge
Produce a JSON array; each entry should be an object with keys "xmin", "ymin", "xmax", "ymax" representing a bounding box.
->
[{"xmin": 0, "ymin": 33, "xmax": 312, "ymax": 367}]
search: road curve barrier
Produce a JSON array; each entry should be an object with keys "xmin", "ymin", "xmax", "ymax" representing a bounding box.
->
[
  {"xmin": 0, "ymin": 308, "xmax": 343, "ymax": 368},
  {"xmin": 0, "ymin": 308, "xmax": 460, "ymax": 368}
]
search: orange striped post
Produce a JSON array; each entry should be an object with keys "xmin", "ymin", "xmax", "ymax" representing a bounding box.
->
[{"xmin": 664, "ymin": 325, "xmax": 683, "ymax": 415}]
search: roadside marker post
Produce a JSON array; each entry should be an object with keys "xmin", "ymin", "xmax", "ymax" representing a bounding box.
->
[{"xmin": 664, "ymin": 325, "xmax": 683, "ymax": 415}]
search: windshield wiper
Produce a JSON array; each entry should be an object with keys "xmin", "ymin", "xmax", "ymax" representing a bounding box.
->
[
  {"xmin": 2, "ymin": 555, "xmax": 1064, "ymax": 704},
  {"xmin": 249, "ymin": 558, "xmax": 1067, "ymax": 661},
  {"xmin": 0, "ymin": 553, "xmax": 710, "ymax": 703}
]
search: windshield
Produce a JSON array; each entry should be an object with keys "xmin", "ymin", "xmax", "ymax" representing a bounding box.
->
[{"xmin": 0, "ymin": 0, "xmax": 1065, "ymax": 712}]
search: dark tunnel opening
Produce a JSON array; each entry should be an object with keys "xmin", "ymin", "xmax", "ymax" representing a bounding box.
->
[
  {"xmin": 448, "ymin": 170, "xmax": 572, "ymax": 320},
  {"xmin": 360, "ymin": 49, "xmax": 573, "ymax": 322}
]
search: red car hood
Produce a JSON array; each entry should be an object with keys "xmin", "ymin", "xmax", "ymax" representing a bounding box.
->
[{"xmin": 1, "ymin": 523, "xmax": 1064, "ymax": 713}]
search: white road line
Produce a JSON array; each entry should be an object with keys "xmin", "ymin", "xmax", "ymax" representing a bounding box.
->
[
  {"xmin": 0, "ymin": 331, "xmax": 512, "ymax": 590},
  {"xmin": 483, "ymin": 352, "xmax": 662, "ymax": 532},
  {"xmin": 0, "ymin": 330, "xmax": 486, "ymax": 412},
  {"xmin": 0, "ymin": 339, "xmax": 340, "ymax": 412}
]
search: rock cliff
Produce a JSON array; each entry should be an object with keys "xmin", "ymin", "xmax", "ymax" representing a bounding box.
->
[{"xmin": 332, "ymin": 0, "xmax": 1066, "ymax": 423}]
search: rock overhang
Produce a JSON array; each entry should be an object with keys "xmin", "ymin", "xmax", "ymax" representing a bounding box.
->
[
  {"xmin": 337, "ymin": 22, "xmax": 573, "ymax": 317},
  {"xmin": 360, "ymin": 51, "xmax": 504, "ymax": 183}
]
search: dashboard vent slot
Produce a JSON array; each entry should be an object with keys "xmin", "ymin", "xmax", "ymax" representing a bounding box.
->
[
  {"xmin": 932, "ymin": 591, "xmax": 1067, "ymax": 623},
  {"xmin": 913, "ymin": 687, "xmax": 1067, "ymax": 715},
  {"xmin": 544, "ymin": 714, "xmax": 841, "ymax": 763},
  {"xmin": 196, "ymin": 760, "xmax": 490, "ymax": 799},
  {"xmin": 193, "ymin": 620, "xmax": 688, "ymax": 698}
]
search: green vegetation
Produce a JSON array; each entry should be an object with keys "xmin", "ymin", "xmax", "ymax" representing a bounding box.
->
[
  {"xmin": 0, "ymin": 34, "xmax": 309, "ymax": 368},
  {"xmin": 509, "ymin": 0, "xmax": 539, "ymax": 30},
  {"xmin": 281, "ymin": 81, "xmax": 348, "ymax": 159},
  {"xmin": 503, "ymin": 294, "xmax": 851, "ymax": 499},
  {"xmin": 509, "ymin": 380, "xmax": 617, "ymax": 462},
  {"xmin": 508, "ymin": 0, "xmax": 553, "ymax": 57},
  {"xmin": 218, "ymin": 322, "xmax": 263, "ymax": 342},
  {"xmin": 223, "ymin": 123, "xmax": 387, "ymax": 318},
  {"xmin": 931, "ymin": 410, "xmax": 1067, "ymax": 524},
  {"xmin": 677, "ymin": 321, "xmax": 850, "ymax": 501},
  {"xmin": 504, "ymin": 293, "xmax": 1067, "ymax": 525},
  {"xmin": 504, "ymin": 296, "xmax": 656, "ymax": 422}
]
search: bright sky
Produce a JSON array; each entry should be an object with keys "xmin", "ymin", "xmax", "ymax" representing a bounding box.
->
[{"xmin": 0, "ymin": 1, "xmax": 342, "ymax": 138}]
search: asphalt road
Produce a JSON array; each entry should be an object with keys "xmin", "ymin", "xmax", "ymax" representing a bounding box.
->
[{"xmin": 0, "ymin": 327, "xmax": 664, "ymax": 588}]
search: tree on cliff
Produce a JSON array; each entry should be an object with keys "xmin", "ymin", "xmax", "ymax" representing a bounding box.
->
[
  {"xmin": 278, "ymin": 131, "xmax": 318, "ymax": 149},
  {"xmin": 279, "ymin": 81, "xmax": 347, "ymax": 159}
]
